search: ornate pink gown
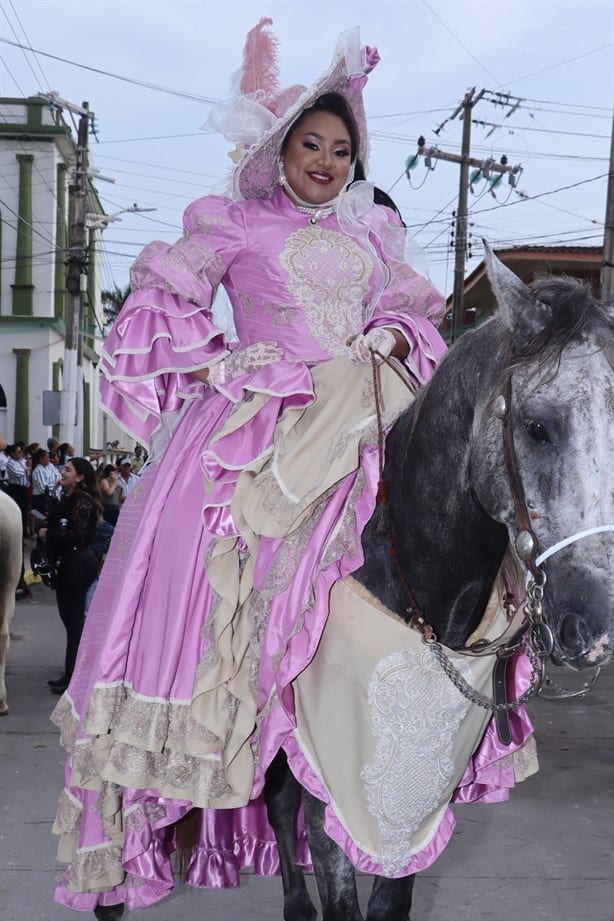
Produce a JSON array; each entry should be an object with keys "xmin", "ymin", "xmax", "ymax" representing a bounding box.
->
[{"xmin": 51, "ymin": 187, "xmax": 535, "ymax": 911}]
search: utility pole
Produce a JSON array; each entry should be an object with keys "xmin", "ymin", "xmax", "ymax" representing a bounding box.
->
[
  {"xmin": 450, "ymin": 89, "xmax": 481, "ymax": 342},
  {"xmin": 413, "ymin": 88, "xmax": 522, "ymax": 341},
  {"xmin": 60, "ymin": 101, "xmax": 90, "ymax": 452},
  {"xmin": 601, "ymin": 108, "xmax": 614, "ymax": 299}
]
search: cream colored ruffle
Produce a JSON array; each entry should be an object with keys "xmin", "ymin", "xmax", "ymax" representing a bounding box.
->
[
  {"xmin": 192, "ymin": 357, "xmax": 416, "ymax": 801},
  {"xmin": 52, "ymin": 357, "xmax": 416, "ymax": 888}
]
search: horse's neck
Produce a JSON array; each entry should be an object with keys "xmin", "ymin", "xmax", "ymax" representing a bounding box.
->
[{"xmin": 358, "ymin": 348, "xmax": 508, "ymax": 647}]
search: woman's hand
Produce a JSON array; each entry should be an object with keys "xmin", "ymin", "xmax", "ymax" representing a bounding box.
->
[
  {"xmin": 347, "ymin": 328, "xmax": 408, "ymax": 365},
  {"xmin": 39, "ymin": 527, "xmax": 47, "ymax": 539},
  {"xmin": 194, "ymin": 342, "xmax": 283, "ymax": 387}
]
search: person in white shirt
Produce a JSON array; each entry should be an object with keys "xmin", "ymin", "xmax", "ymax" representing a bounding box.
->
[
  {"xmin": 31, "ymin": 448, "xmax": 61, "ymax": 515},
  {"xmin": 116, "ymin": 459, "xmax": 140, "ymax": 503}
]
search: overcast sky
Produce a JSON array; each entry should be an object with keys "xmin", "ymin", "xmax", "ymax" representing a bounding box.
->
[{"xmin": 1, "ymin": 0, "xmax": 612, "ymax": 299}]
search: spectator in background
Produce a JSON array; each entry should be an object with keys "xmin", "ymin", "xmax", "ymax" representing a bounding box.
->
[
  {"xmin": 131, "ymin": 445, "xmax": 146, "ymax": 475},
  {"xmin": 31, "ymin": 448, "xmax": 61, "ymax": 516},
  {"xmin": 97, "ymin": 464, "xmax": 122, "ymax": 525},
  {"xmin": 58, "ymin": 443, "xmax": 75, "ymax": 466},
  {"xmin": 5, "ymin": 443, "xmax": 30, "ymax": 532},
  {"xmin": 116, "ymin": 458, "xmax": 139, "ymax": 504},
  {"xmin": 39, "ymin": 458, "xmax": 100, "ymax": 694},
  {"xmin": 0, "ymin": 435, "xmax": 9, "ymax": 484}
]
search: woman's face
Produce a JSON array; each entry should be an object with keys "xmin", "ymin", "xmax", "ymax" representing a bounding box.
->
[
  {"xmin": 39, "ymin": 452, "xmax": 50, "ymax": 466},
  {"xmin": 60, "ymin": 462, "xmax": 83, "ymax": 494},
  {"xmin": 281, "ymin": 111, "xmax": 353, "ymax": 205}
]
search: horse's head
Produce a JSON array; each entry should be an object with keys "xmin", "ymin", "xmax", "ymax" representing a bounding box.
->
[{"xmin": 471, "ymin": 246, "xmax": 614, "ymax": 669}]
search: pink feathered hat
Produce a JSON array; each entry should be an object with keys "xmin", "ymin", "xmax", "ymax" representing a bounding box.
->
[{"xmin": 207, "ymin": 19, "xmax": 380, "ymax": 201}]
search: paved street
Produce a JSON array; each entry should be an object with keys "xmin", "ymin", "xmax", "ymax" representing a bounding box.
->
[{"xmin": 1, "ymin": 579, "xmax": 612, "ymax": 921}]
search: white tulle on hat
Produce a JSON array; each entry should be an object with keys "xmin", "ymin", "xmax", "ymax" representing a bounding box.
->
[{"xmin": 206, "ymin": 19, "xmax": 380, "ymax": 201}]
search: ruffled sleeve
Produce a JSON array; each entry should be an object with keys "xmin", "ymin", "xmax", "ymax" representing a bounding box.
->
[
  {"xmin": 365, "ymin": 205, "xmax": 447, "ymax": 384},
  {"xmin": 99, "ymin": 196, "xmax": 247, "ymax": 447}
]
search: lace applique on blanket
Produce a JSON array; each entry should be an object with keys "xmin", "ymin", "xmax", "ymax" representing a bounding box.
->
[{"xmin": 361, "ymin": 648, "xmax": 472, "ymax": 875}]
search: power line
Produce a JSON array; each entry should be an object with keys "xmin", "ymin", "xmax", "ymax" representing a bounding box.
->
[
  {"xmin": 95, "ymin": 152, "xmax": 218, "ymax": 178},
  {"xmin": 501, "ymin": 42, "xmax": 614, "ymax": 90},
  {"xmin": 0, "ymin": 197, "xmax": 57, "ymax": 247},
  {"xmin": 421, "ymin": 0, "xmax": 500, "ymax": 84},
  {"xmin": 472, "ymin": 119, "xmax": 610, "ymax": 140},
  {"xmin": 96, "ymin": 132, "xmax": 206, "ymax": 145},
  {"xmin": 4, "ymin": 0, "xmax": 50, "ymax": 89},
  {"xmin": 0, "ymin": 52, "xmax": 26, "ymax": 95},
  {"xmin": 470, "ymin": 173, "xmax": 608, "ymax": 216},
  {"xmin": 507, "ymin": 95, "xmax": 611, "ymax": 113},
  {"xmin": 0, "ymin": 37, "xmax": 221, "ymax": 104},
  {"xmin": 1, "ymin": 3, "xmax": 43, "ymax": 91}
]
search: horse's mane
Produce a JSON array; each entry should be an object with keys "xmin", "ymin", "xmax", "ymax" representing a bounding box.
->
[
  {"xmin": 518, "ymin": 275, "xmax": 614, "ymax": 369},
  {"xmin": 386, "ymin": 273, "xmax": 613, "ymax": 464}
]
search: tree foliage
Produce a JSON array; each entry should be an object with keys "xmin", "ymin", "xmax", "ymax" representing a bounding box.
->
[{"xmin": 101, "ymin": 284, "xmax": 131, "ymax": 330}]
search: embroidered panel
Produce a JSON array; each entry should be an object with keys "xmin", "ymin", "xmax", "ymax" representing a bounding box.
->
[
  {"xmin": 279, "ymin": 226, "xmax": 371, "ymax": 355},
  {"xmin": 361, "ymin": 648, "xmax": 472, "ymax": 874}
]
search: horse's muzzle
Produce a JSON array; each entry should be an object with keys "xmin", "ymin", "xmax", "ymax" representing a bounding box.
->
[{"xmin": 554, "ymin": 611, "xmax": 612, "ymax": 669}]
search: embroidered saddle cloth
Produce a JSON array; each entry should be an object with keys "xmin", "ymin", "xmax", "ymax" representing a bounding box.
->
[{"xmin": 292, "ymin": 573, "xmax": 537, "ymax": 875}]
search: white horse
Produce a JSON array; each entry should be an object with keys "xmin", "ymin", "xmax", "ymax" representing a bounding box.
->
[{"xmin": 0, "ymin": 490, "xmax": 23, "ymax": 715}]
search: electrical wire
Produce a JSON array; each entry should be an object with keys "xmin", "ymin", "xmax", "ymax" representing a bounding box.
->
[
  {"xmin": 470, "ymin": 173, "xmax": 607, "ymax": 216},
  {"xmin": 499, "ymin": 42, "xmax": 614, "ymax": 90},
  {"xmin": 421, "ymin": 0, "xmax": 500, "ymax": 84},
  {"xmin": 0, "ymin": 37, "xmax": 221, "ymax": 104},
  {"xmin": 5, "ymin": 0, "xmax": 50, "ymax": 89}
]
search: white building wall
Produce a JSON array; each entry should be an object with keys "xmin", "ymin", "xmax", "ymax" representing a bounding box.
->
[
  {"xmin": 0, "ymin": 139, "xmax": 62, "ymax": 316},
  {"xmin": 0, "ymin": 99, "xmax": 133, "ymax": 453}
]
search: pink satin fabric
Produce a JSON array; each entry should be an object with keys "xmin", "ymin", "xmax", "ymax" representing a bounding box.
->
[{"xmin": 53, "ymin": 188, "xmax": 535, "ymax": 912}]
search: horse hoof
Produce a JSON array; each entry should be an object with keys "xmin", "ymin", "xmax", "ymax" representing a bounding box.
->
[
  {"xmin": 0, "ymin": 705, "xmax": 8, "ymax": 716},
  {"xmin": 94, "ymin": 904, "xmax": 125, "ymax": 921}
]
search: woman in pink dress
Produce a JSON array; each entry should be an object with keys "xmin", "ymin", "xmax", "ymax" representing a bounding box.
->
[{"xmin": 51, "ymin": 22, "xmax": 533, "ymax": 916}]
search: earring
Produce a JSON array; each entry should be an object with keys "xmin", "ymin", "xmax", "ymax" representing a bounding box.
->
[{"xmin": 277, "ymin": 158, "xmax": 286, "ymax": 187}]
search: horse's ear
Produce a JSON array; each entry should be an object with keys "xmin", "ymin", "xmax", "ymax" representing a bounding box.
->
[{"xmin": 483, "ymin": 240, "xmax": 551, "ymax": 349}]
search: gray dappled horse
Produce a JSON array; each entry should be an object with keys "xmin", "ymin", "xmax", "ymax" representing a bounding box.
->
[
  {"xmin": 0, "ymin": 490, "xmax": 23, "ymax": 715},
  {"xmin": 95, "ymin": 248, "xmax": 614, "ymax": 921}
]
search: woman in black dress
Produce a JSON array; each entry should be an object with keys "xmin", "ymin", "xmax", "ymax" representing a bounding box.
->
[{"xmin": 39, "ymin": 458, "xmax": 100, "ymax": 694}]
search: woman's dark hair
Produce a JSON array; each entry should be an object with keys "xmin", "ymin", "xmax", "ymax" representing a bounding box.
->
[
  {"xmin": 67, "ymin": 457, "xmax": 102, "ymax": 514},
  {"xmin": 7, "ymin": 443, "xmax": 21, "ymax": 457},
  {"xmin": 32, "ymin": 448, "xmax": 48, "ymax": 470},
  {"xmin": 281, "ymin": 92, "xmax": 360, "ymax": 160},
  {"xmin": 99, "ymin": 463, "xmax": 116, "ymax": 480},
  {"xmin": 353, "ymin": 160, "xmax": 406, "ymax": 227}
]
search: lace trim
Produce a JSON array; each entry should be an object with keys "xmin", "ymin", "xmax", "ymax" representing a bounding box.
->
[
  {"xmin": 361, "ymin": 647, "xmax": 472, "ymax": 875},
  {"xmin": 82, "ymin": 682, "xmax": 222, "ymax": 753},
  {"xmin": 54, "ymin": 682, "xmax": 232, "ymax": 806},
  {"xmin": 124, "ymin": 802, "xmax": 168, "ymax": 832},
  {"xmin": 65, "ymin": 843, "xmax": 124, "ymax": 892},
  {"xmin": 53, "ymin": 787, "xmax": 83, "ymax": 835}
]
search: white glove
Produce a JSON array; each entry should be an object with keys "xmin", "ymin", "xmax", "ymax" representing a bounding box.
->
[
  {"xmin": 348, "ymin": 328, "xmax": 396, "ymax": 365},
  {"xmin": 208, "ymin": 341, "xmax": 283, "ymax": 387}
]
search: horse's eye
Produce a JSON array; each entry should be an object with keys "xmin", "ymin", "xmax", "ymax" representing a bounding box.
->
[{"xmin": 525, "ymin": 420, "xmax": 550, "ymax": 444}]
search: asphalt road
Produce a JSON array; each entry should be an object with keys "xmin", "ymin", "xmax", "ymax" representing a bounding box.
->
[{"xmin": 1, "ymin": 579, "xmax": 612, "ymax": 921}]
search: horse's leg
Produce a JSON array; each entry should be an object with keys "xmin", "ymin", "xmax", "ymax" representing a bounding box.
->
[
  {"xmin": 264, "ymin": 750, "xmax": 317, "ymax": 921},
  {"xmin": 366, "ymin": 876, "xmax": 416, "ymax": 921},
  {"xmin": 93, "ymin": 905, "xmax": 125, "ymax": 920},
  {"xmin": 302, "ymin": 789, "xmax": 363, "ymax": 921},
  {"xmin": 0, "ymin": 609, "xmax": 9, "ymax": 715}
]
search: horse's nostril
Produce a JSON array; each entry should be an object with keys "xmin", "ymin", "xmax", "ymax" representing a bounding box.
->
[{"xmin": 559, "ymin": 613, "xmax": 590, "ymax": 655}]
